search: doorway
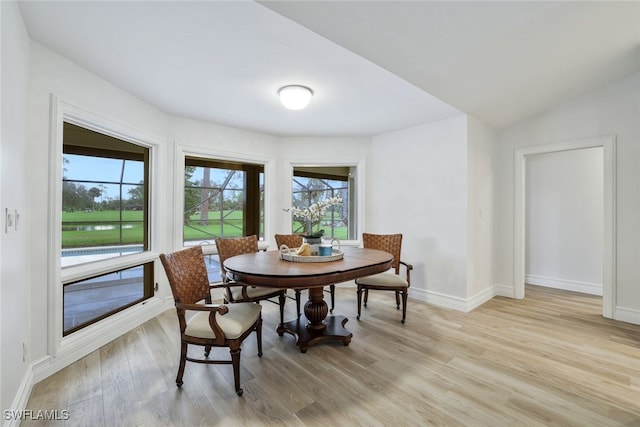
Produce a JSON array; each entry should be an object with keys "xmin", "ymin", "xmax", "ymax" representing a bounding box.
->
[
  {"xmin": 513, "ymin": 135, "xmax": 616, "ymax": 318},
  {"xmin": 525, "ymin": 148, "xmax": 603, "ymax": 295}
]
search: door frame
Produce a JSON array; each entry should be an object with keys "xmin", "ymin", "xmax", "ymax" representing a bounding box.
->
[{"xmin": 513, "ymin": 135, "xmax": 616, "ymax": 318}]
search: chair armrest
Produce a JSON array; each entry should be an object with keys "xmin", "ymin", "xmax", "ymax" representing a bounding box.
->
[
  {"xmin": 400, "ymin": 260, "xmax": 413, "ymax": 270},
  {"xmin": 400, "ymin": 260, "xmax": 413, "ymax": 285},
  {"xmin": 175, "ymin": 302, "xmax": 229, "ymax": 314},
  {"xmin": 174, "ymin": 302, "xmax": 227, "ymax": 345}
]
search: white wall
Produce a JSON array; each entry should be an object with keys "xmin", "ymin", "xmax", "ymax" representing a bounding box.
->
[
  {"xmin": 525, "ymin": 148, "xmax": 604, "ymax": 295},
  {"xmin": 370, "ymin": 116, "xmax": 470, "ymax": 308},
  {"xmin": 496, "ymin": 72, "xmax": 640, "ymax": 324},
  {"xmin": 467, "ymin": 116, "xmax": 497, "ymax": 303},
  {"xmin": 1, "ymin": 0, "xmax": 31, "ymax": 414}
]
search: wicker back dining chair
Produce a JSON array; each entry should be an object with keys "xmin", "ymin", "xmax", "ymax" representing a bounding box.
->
[
  {"xmin": 215, "ymin": 235, "xmax": 286, "ymax": 325},
  {"xmin": 274, "ymin": 234, "xmax": 336, "ymax": 317},
  {"xmin": 159, "ymin": 245, "xmax": 262, "ymax": 396},
  {"xmin": 355, "ymin": 233, "xmax": 413, "ymax": 323}
]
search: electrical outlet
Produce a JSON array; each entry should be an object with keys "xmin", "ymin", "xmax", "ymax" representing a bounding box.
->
[
  {"xmin": 5, "ymin": 208, "xmax": 14, "ymax": 234},
  {"xmin": 14, "ymin": 209, "xmax": 19, "ymax": 231},
  {"xmin": 22, "ymin": 341, "xmax": 27, "ymax": 362}
]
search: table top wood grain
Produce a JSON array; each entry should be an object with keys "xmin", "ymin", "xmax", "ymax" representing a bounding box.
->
[{"xmin": 223, "ymin": 247, "xmax": 393, "ymax": 289}]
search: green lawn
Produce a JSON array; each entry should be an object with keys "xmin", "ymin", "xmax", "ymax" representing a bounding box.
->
[
  {"xmin": 61, "ymin": 210, "xmax": 348, "ymax": 247},
  {"xmin": 62, "ymin": 210, "xmax": 144, "ymax": 222}
]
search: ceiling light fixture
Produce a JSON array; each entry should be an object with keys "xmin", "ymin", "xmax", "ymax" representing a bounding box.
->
[{"xmin": 278, "ymin": 85, "xmax": 313, "ymax": 110}]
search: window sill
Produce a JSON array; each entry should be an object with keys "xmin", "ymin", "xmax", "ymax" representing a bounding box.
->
[{"xmin": 61, "ymin": 250, "xmax": 159, "ymax": 284}]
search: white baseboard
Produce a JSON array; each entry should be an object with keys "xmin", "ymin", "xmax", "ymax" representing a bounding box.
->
[
  {"xmin": 494, "ymin": 283, "xmax": 516, "ymax": 298},
  {"xmin": 4, "ymin": 363, "xmax": 35, "ymax": 427},
  {"xmin": 465, "ymin": 287, "xmax": 497, "ymax": 311},
  {"xmin": 614, "ymin": 306, "xmax": 640, "ymax": 325},
  {"xmin": 409, "ymin": 286, "xmax": 496, "ymax": 313},
  {"xmin": 525, "ymin": 274, "xmax": 603, "ymax": 296}
]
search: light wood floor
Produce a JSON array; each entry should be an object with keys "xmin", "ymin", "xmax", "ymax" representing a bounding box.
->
[{"xmin": 25, "ymin": 285, "xmax": 640, "ymax": 426}]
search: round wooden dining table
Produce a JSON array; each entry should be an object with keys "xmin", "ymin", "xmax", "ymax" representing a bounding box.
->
[{"xmin": 223, "ymin": 246, "xmax": 393, "ymax": 352}]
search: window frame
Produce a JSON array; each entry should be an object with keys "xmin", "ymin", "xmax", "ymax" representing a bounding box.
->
[
  {"xmin": 286, "ymin": 158, "xmax": 365, "ymax": 247},
  {"xmin": 62, "ymin": 123, "xmax": 150, "ymax": 262},
  {"xmin": 62, "ymin": 262, "xmax": 155, "ymax": 336},
  {"xmin": 175, "ymin": 145, "xmax": 273, "ymax": 255},
  {"xmin": 49, "ymin": 98, "xmax": 163, "ymax": 357},
  {"xmin": 183, "ymin": 156, "xmax": 264, "ymax": 243}
]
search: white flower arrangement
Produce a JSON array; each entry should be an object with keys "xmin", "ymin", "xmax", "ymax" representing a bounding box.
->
[{"xmin": 285, "ymin": 195, "xmax": 342, "ymax": 237}]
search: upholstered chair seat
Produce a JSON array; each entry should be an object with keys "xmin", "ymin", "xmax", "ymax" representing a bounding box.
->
[
  {"xmin": 185, "ymin": 303, "xmax": 262, "ymax": 340},
  {"xmin": 355, "ymin": 271, "xmax": 408, "ymax": 288}
]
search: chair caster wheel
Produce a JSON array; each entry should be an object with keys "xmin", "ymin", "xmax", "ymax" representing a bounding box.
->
[{"xmin": 237, "ymin": 388, "xmax": 243, "ymax": 396}]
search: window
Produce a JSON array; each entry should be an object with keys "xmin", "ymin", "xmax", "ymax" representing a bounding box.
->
[
  {"xmin": 63, "ymin": 263, "xmax": 154, "ymax": 335},
  {"xmin": 62, "ymin": 122, "xmax": 149, "ymax": 264},
  {"xmin": 292, "ymin": 166, "xmax": 356, "ymax": 240},
  {"xmin": 184, "ymin": 157, "xmax": 264, "ymax": 243},
  {"xmin": 61, "ymin": 122, "xmax": 153, "ymax": 335}
]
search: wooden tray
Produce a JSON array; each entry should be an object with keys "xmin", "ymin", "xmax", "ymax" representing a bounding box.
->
[{"xmin": 279, "ymin": 245, "xmax": 344, "ymax": 263}]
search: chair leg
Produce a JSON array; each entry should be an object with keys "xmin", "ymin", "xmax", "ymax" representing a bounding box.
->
[
  {"xmin": 230, "ymin": 346, "xmax": 243, "ymax": 396},
  {"xmin": 364, "ymin": 289, "xmax": 369, "ymax": 307},
  {"xmin": 204, "ymin": 345, "xmax": 211, "ymax": 357},
  {"xmin": 401, "ymin": 289, "xmax": 408, "ymax": 324},
  {"xmin": 256, "ymin": 317, "xmax": 263, "ymax": 357},
  {"xmin": 176, "ymin": 342, "xmax": 187, "ymax": 387},
  {"xmin": 395, "ymin": 290, "xmax": 401, "ymax": 310},
  {"xmin": 295, "ymin": 289, "xmax": 301, "ymax": 318},
  {"xmin": 356, "ymin": 286, "xmax": 363, "ymax": 320},
  {"xmin": 278, "ymin": 291, "xmax": 286, "ymax": 325}
]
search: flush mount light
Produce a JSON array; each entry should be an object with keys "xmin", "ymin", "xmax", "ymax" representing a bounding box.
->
[{"xmin": 278, "ymin": 85, "xmax": 313, "ymax": 110}]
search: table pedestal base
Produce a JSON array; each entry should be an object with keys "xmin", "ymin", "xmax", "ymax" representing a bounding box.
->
[{"xmin": 277, "ymin": 315, "xmax": 352, "ymax": 353}]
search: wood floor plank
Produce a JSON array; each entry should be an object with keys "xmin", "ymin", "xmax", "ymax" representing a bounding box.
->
[
  {"xmin": 23, "ymin": 285, "xmax": 640, "ymax": 426},
  {"xmin": 100, "ymin": 338, "xmax": 137, "ymax": 409},
  {"xmin": 66, "ymin": 349, "xmax": 103, "ymax": 406},
  {"xmin": 123, "ymin": 325, "xmax": 171, "ymax": 401},
  {"xmin": 66, "ymin": 395, "xmax": 105, "ymax": 427}
]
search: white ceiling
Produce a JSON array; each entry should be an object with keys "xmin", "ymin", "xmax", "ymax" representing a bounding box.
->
[
  {"xmin": 17, "ymin": 1, "xmax": 640, "ymax": 136},
  {"xmin": 264, "ymin": 1, "xmax": 640, "ymax": 129}
]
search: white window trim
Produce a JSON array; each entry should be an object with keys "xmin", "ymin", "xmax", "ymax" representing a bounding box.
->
[
  {"xmin": 174, "ymin": 143, "xmax": 275, "ymax": 254},
  {"xmin": 286, "ymin": 156, "xmax": 366, "ymax": 247},
  {"xmin": 47, "ymin": 95, "xmax": 165, "ymax": 363}
]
